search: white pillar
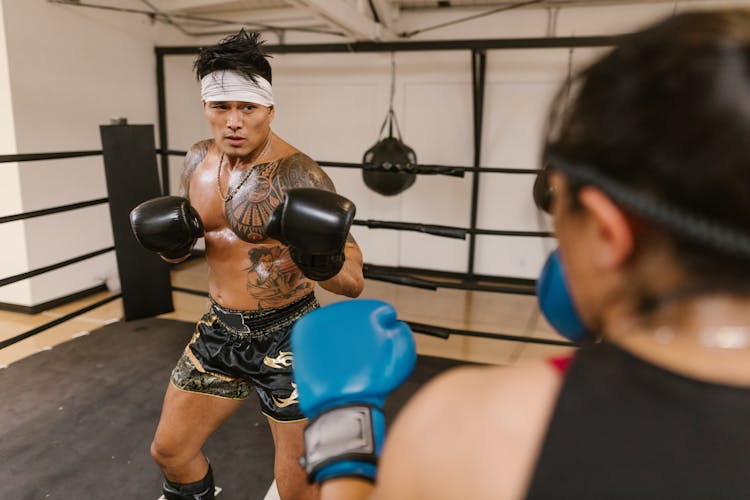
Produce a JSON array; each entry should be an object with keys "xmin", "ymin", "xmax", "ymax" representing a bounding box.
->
[{"xmin": 0, "ymin": 0, "xmax": 31, "ymax": 306}]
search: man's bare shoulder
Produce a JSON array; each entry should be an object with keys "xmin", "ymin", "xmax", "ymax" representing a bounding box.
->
[
  {"xmin": 374, "ymin": 361, "xmax": 564, "ymax": 500},
  {"xmin": 180, "ymin": 139, "xmax": 214, "ymax": 198},
  {"xmin": 276, "ymin": 151, "xmax": 335, "ymax": 191},
  {"xmin": 185, "ymin": 139, "xmax": 214, "ymax": 170}
]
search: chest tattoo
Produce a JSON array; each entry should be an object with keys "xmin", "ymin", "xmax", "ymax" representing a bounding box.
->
[
  {"xmin": 224, "ymin": 161, "xmax": 285, "ymax": 242},
  {"xmin": 223, "ymin": 153, "xmax": 334, "ymax": 242}
]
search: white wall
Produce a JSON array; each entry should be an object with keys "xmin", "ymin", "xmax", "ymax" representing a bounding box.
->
[
  {"xmin": 3, "ymin": 0, "xmax": 749, "ymax": 308},
  {"xmin": 163, "ymin": 1, "xmax": 750, "ymax": 279},
  {"xmin": 0, "ymin": 0, "xmax": 191, "ymax": 307},
  {"xmin": 0, "ymin": 0, "xmax": 29, "ymax": 305}
]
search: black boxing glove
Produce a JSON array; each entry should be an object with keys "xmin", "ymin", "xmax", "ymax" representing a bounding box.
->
[
  {"xmin": 130, "ymin": 196, "xmax": 204, "ymax": 261},
  {"xmin": 265, "ymin": 188, "xmax": 355, "ymax": 281}
]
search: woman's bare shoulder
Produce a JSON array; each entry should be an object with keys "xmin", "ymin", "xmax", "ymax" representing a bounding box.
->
[{"xmin": 373, "ymin": 360, "xmax": 565, "ymax": 500}]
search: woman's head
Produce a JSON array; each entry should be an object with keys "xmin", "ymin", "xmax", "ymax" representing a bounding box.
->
[{"xmin": 540, "ymin": 10, "xmax": 750, "ymax": 326}]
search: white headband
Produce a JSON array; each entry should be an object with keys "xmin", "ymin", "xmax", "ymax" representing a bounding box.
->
[{"xmin": 200, "ymin": 70, "xmax": 274, "ymax": 107}]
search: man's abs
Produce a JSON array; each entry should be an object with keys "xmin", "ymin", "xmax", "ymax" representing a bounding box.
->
[{"xmin": 204, "ymin": 229, "xmax": 313, "ymax": 310}]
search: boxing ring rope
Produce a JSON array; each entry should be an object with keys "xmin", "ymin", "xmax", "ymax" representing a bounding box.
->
[
  {"xmin": 157, "ymin": 147, "xmax": 551, "ymax": 294},
  {"xmin": 171, "ymin": 286, "xmax": 575, "ymax": 347},
  {"xmin": 160, "ymin": 150, "xmax": 542, "ymax": 176},
  {"xmin": 0, "ymin": 145, "xmax": 556, "ymax": 348},
  {"xmin": 0, "ymin": 293, "xmax": 122, "ymax": 350},
  {"xmin": 0, "ymin": 149, "xmax": 103, "ymax": 163},
  {"xmin": 361, "ymin": 263, "xmax": 537, "ymax": 294},
  {"xmin": 0, "ymin": 32, "xmax": 620, "ymax": 352},
  {"xmin": 325, "ymin": 163, "xmax": 542, "ymax": 175},
  {"xmin": 125, "ymin": 32, "xmax": 620, "ymax": 351},
  {"xmin": 156, "ymin": 35, "xmax": 617, "ymax": 278},
  {"xmin": 0, "ymin": 149, "xmax": 120, "ymax": 349},
  {"xmin": 0, "ymin": 198, "xmax": 109, "ymax": 224},
  {"xmin": 0, "ymin": 248, "xmax": 115, "ymax": 288},
  {"xmin": 0, "ymin": 150, "xmax": 114, "ymax": 288},
  {"xmin": 157, "ymin": 150, "xmax": 553, "ymax": 241},
  {"xmin": 157, "ymin": 147, "xmax": 562, "ymax": 343},
  {"xmin": 352, "ymin": 220, "xmax": 552, "ymax": 239}
]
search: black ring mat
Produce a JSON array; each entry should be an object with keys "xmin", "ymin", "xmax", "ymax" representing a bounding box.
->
[{"xmin": 0, "ymin": 317, "xmax": 467, "ymax": 499}]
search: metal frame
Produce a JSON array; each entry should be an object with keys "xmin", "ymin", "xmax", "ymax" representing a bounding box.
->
[
  {"xmin": 468, "ymin": 48, "xmax": 486, "ymax": 276},
  {"xmin": 0, "ymin": 32, "xmax": 622, "ymax": 350},
  {"xmin": 155, "ymin": 33, "xmax": 616, "ymax": 279}
]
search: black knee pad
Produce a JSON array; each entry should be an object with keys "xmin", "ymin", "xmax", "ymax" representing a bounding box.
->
[{"xmin": 162, "ymin": 464, "xmax": 215, "ymax": 500}]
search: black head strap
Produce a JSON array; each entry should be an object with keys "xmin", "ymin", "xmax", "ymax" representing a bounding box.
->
[{"xmin": 547, "ymin": 154, "xmax": 750, "ymax": 259}]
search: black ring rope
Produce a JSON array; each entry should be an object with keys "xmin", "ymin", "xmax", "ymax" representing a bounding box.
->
[
  {"xmin": 320, "ymin": 161, "xmax": 542, "ymax": 175},
  {"xmin": 362, "ymin": 267, "xmax": 537, "ymax": 295},
  {"xmin": 0, "ymin": 147, "xmax": 547, "ymax": 350},
  {"xmin": 0, "ymin": 247, "xmax": 115, "ymax": 288},
  {"xmin": 360, "ymin": 270, "xmax": 439, "ymax": 290},
  {"xmin": 353, "ymin": 219, "xmax": 552, "ymax": 239},
  {"xmin": 170, "ymin": 286, "xmax": 571, "ymax": 347},
  {"xmin": 406, "ymin": 321, "xmax": 576, "ymax": 347},
  {"xmin": 0, "ymin": 198, "xmax": 109, "ymax": 225},
  {"xmin": 0, "ymin": 293, "xmax": 122, "ymax": 350},
  {"xmin": 0, "ymin": 148, "xmax": 541, "ymax": 176},
  {"xmin": 0, "ymin": 150, "xmax": 102, "ymax": 163},
  {"xmin": 155, "ymin": 150, "xmax": 541, "ymax": 176}
]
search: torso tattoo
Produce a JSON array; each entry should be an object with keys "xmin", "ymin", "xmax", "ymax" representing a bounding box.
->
[
  {"xmin": 224, "ymin": 152, "xmax": 335, "ymax": 243},
  {"xmin": 180, "ymin": 144, "xmax": 335, "ymax": 308},
  {"xmin": 243, "ymin": 244, "xmax": 312, "ymax": 306}
]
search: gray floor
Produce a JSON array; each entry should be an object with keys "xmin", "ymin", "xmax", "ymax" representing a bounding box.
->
[{"xmin": 0, "ymin": 317, "xmax": 466, "ymax": 500}]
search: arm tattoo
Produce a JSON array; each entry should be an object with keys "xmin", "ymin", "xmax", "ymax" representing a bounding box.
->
[
  {"xmin": 278, "ymin": 152, "xmax": 336, "ymax": 192},
  {"xmin": 225, "ymin": 152, "xmax": 336, "ymax": 242},
  {"xmin": 179, "ymin": 139, "xmax": 212, "ymax": 198}
]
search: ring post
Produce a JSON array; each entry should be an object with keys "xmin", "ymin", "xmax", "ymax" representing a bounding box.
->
[{"xmin": 100, "ymin": 123, "xmax": 174, "ymax": 320}]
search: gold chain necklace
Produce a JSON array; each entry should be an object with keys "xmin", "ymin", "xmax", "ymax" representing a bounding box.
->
[{"xmin": 216, "ymin": 132, "xmax": 274, "ymax": 202}]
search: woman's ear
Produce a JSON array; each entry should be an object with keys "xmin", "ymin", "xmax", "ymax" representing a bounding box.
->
[{"xmin": 578, "ymin": 186, "xmax": 635, "ymax": 269}]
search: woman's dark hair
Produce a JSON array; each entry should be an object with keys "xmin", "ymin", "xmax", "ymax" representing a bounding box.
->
[
  {"xmin": 193, "ymin": 29, "xmax": 272, "ymax": 84},
  {"xmin": 542, "ymin": 10, "xmax": 750, "ymax": 288}
]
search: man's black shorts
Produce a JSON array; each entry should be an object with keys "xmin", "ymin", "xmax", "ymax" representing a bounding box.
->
[{"xmin": 170, "ymin": 293, "xmax": 319, "ymax": 422}]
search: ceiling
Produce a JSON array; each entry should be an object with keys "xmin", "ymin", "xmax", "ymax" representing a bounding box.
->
[{"xmin": 51, "ymin": 0, "xmax": 707, "ymax": 40}]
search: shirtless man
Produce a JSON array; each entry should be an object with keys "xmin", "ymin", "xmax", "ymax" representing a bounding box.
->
[{"xmin": 129, "ymin": 30, "xmax": 364, "ymax": 500}]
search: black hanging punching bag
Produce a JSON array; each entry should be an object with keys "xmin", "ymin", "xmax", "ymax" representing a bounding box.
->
[{"xmin": 362, "ymin": 109, "xmax": 417, "ymax": 196}]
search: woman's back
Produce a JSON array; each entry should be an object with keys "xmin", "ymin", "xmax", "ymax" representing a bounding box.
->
[{"xmin": 527, "ymin": 340, "xmax": 750, "ymax": 499}]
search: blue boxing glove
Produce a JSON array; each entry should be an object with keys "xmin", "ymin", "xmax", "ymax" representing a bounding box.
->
[
  {"xmin": 536, "ymin": 249, "xmax": 588, "ymax": 342},
  {"xmin": 291, "ymin": 299, "xmax": 416, "ymax": 483}
]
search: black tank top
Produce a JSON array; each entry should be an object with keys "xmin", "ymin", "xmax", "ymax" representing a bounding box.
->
[{"xmin": 526, "ymin": 340, "xmax": 750, "ymax": 499}]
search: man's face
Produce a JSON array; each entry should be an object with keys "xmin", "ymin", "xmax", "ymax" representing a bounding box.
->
[{"xmin": 203, "ymin": 101, "xmax": 275, "ymax": 159}]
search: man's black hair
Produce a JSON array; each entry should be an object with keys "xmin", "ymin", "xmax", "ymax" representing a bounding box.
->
[{"xmin": 194, "ymin": 29, "xmax": 272, "ymax": 84}]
